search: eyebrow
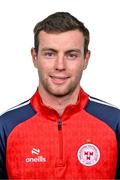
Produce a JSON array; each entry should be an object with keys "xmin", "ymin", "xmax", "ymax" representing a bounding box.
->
[
  {"xmin": 65, "ymin": 49, "xmax": 81, "ymax": 54},
  {"xmin": 41, "ymin": 48, "xmax": 57, "ymax": 53},
  {"xmin": 41, "ymin": 48, "xmax": 82, "ymax": 54}
]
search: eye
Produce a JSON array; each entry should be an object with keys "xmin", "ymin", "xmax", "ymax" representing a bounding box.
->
[
  {"xmin": 66, "ymin": 52, "xmax": 78, "ymax": 60},
  {"xmin": 43, "ymin": 51, "xmax": 56, "ymax": 59}
]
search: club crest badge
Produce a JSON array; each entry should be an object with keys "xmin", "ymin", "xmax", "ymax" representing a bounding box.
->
[{"xmin": 77, "ymin": 143, "xmax": 100, "ymax": 166}]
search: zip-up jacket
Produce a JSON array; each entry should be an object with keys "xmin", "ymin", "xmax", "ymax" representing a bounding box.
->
[{"xmin": 0, "ymin": 88, "xmax": 120, "ymax": 179}]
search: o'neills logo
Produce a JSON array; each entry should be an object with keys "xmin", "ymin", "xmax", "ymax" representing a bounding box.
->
[
  {"xmin": 77, "ymin": 143, "xmax": 100, "ymax": 166},
  {"xmin": 25, "ymin": 156, "xmax": 46, "ymax": 163}
]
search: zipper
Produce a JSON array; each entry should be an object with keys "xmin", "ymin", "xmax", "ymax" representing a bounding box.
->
[
  {"xmin": 58, "ymin": 119, "xmax": 63, "ymax": 162},
  {"xmin": 58, "ymin": 119, "xmax": 62, "ymax": 130}
]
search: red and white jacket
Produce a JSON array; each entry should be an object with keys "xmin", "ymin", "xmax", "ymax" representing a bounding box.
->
[{"xmin": 0, "ymin": 88, "xmax": 120, "ymax": 179}]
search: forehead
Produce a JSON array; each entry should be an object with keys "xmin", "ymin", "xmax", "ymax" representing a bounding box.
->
[{"xmin": 38, "ymin": 30, "xmax": 85, "ymax": 50}]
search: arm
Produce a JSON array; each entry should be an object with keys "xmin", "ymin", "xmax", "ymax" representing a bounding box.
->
[
  {"xmin": 0, "ymin": 116, "xmax": 8, "ymax": 179},
  {"xmin": 116, "ymin": 113, "xmax": 120, "ymax": 179}
]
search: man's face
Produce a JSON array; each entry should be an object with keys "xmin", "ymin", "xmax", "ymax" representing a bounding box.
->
[{"xmin": 31, "ymin": 30, "xmax": 90, "ymax": 97}]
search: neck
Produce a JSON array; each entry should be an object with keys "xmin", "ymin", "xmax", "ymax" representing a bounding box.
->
[{"xmin": 38, "ymin": 86, "xmax": 80, "ymax": 116}]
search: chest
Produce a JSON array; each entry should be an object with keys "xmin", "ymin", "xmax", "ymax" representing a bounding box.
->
[{"xmin": 6, "ymin": 111, "xmax": 118, "ymax": 179}]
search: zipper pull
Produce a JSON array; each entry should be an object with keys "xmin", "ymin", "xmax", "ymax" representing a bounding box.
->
[{"xmin": 58, "ymin": 119, "xmax": 62, "ymax": 130}]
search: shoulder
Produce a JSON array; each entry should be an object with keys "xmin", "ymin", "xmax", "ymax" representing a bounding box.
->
[
  {"xmin": 85, "ymin": 96, "xmax": 120, "ymax": 130},
  {"xmin": 0, "ymin": 100, "xmax": 36, "ymax": 137},
  {"xmin": 86, "ymin": 96, "xmax": 120, "ymax": 113}
]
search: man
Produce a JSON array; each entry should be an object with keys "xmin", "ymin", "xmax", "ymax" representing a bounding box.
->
[{"xmin": 0, "ymin": 12, "xmax": 120, "ymax": 179}]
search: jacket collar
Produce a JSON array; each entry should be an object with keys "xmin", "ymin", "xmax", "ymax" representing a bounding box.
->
[{"xmin": 30, "ymin": 87, "xmax": 89, "ymax": 121}]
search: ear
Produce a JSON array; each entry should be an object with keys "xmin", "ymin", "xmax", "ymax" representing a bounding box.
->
[
  {"xmin": 31, "ymin": 47, "xmax": 38, "ymax": 68},
  {"xmin": 83, "ymin": 50, "xmax": 91, "ymax": 70}
]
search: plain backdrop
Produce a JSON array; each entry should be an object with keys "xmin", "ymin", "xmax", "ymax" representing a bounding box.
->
[{"xmin": 0, "ymin": 0, "xmax": 120, "ymax": 113}]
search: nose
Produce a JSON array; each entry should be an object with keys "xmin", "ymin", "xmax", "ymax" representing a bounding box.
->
[{"xmin": 54, "ymin": 55, "xmax": 66, "ymax": 71}]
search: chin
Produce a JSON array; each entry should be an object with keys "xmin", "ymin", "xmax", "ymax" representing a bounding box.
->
[
  {"xmin": 44, "ymin": 82, "xmax": 78, "ymax": 97},
  {"xmin": 48, "ymin": 88, "xmax": 73, "ymax": 97}
]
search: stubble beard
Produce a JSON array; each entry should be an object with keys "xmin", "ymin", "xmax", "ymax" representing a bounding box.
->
[{"xmin": 39, "ymin": 75, "xmax": 82, "ymax": 98}]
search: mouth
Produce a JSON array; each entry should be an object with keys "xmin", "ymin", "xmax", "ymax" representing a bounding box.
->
[{"xmin": 50, "ymin": 75, "xmax": 69, "ymax": 85}]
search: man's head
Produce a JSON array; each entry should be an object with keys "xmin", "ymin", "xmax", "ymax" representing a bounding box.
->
[
  {"xmin": 33, "ymin": 12, "xmax": 90, "ymax": 57},
  {"xmin": 31, "ymin": 12, "xmax": 90, "ymax": 99}
]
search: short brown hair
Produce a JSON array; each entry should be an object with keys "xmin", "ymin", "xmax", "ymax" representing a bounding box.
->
[{"xmin": 33, "ymin": 12, "xmax": 90, "ymax": 56}]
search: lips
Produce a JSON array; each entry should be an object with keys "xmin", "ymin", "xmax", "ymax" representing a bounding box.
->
[{"xmin": 50, "ymin": 75, "xmax": 69, "ymax": 85}]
